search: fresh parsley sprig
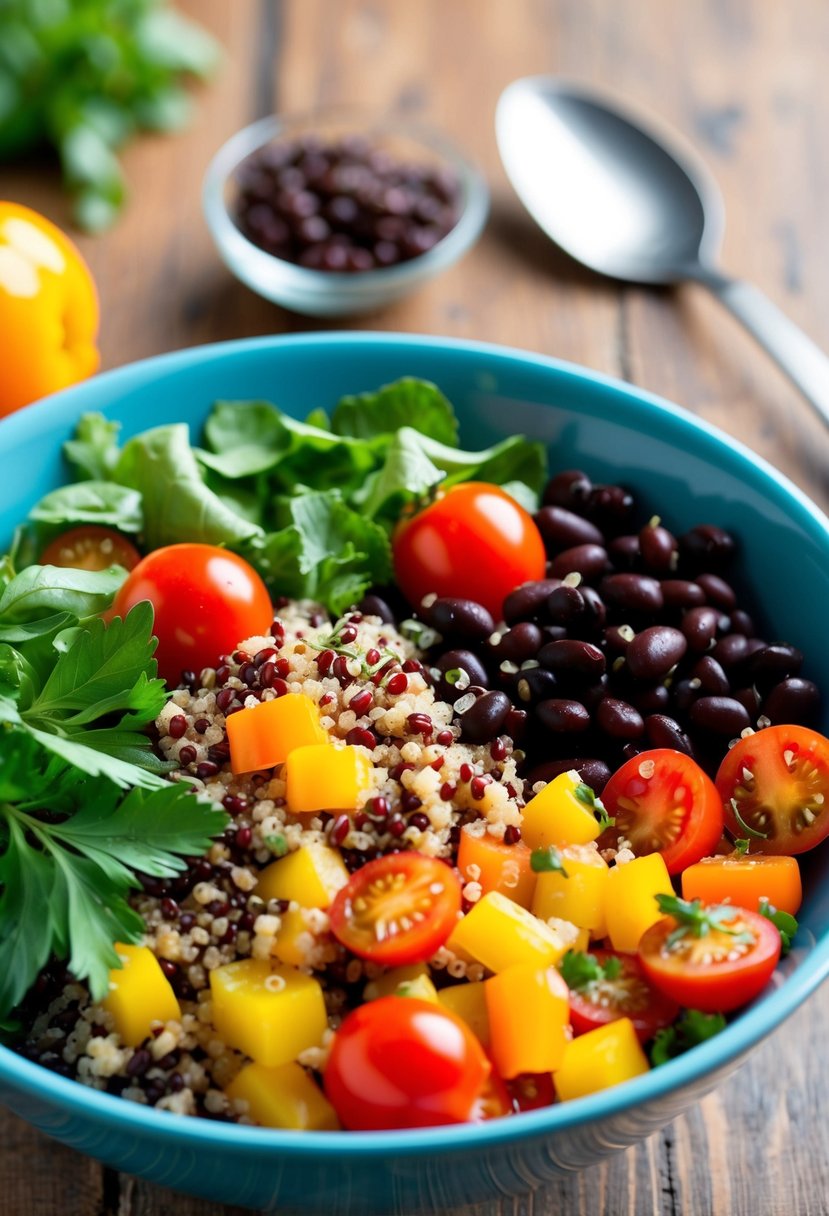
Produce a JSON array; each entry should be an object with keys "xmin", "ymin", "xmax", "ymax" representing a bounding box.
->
[
  {"xmin": 758, "ymin": 898, "xmax": 798, "ymax": 955},
  {"xmin": 530, "ymin": 846, "xmax": 569, "ymax": 877},
  {"xmin": 655, "ymin": 894, "xmax": 756, "ymax": 949},
  {"xmin": 559, "ymin": 949, "xmax": 622, "ymax": 991},
  {"xmin": 650, "ymin": 1009, "xmax": 727, "ymax": 1066},
  {"xmin": 573, "ymin": 781, "xmax": 615, "ymax": 831}
]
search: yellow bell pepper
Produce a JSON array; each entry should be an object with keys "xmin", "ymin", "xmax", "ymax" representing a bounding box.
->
[
  {"xmin": 285, "ymin": 743, "xmax": 373, "ymax": 814},
  {"xmin": 256, "ymin": 842, "xmax": 350, "ymax": 909},
  {"xmin": 604, "ymin": 854, "xmax": 674, "ymax": 953},
  {"xmin": 531, "ymin": 845, "xmax": 609, "ymax": 935},
  {"xmin": 486, "ymin": 964, "xmax": 570, "ymax": 1078},
  {"xmin": 226, "ymin": 692, "xmax": 328, "ymax": 774},
  {"xmin": 437, "ymin": 981, "xmax": 491, "ymax": 1047},
  {"xmin": 210, "ymin": 959, "xmax": 328, "ymax": 1066},
  {"xmin": 521, "ymin": 770, "xmax": 601, "ymax": 849},
  {"xmin": 271, "ymin": 907, "xmax": 314, "ymax": 968},
  {"xmin": 448, "ymin": 890, "xmax": 571, "ymax": 973},
  {"xmin": 227, "ymin": 1060, "xmax": 339, "ymax": 1130},
  {"xmin": 554, "ymin": 1017, "xmax": 650, "ymax": 1101},
  {"xmin": 102, "ymin": 943, "xmax": 181, "ymax": 1048},
  {"xmin": 364, "ymin": 963, "xmax": 433, "ymax": 1001}
]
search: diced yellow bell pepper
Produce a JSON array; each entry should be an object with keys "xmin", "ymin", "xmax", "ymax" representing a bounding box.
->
[
  {"xmin": 256, "ymin": 842, "xmax": 350, "ymax": 909},
  {"xmin": 531, "ymin": 845, "xmax": 609, "ymax": 935},
  {"xmin": 438, "ymin": 980, "xmax": 491, "ymax": 1047},
  {"xmin": 393, "ymin": 974, "xmax": 439, "ymax": 1002},
  {"xmin": 364, "ymin": 963, "xmax": 430, "ymax": 1001},
  {"xmin": 227, "ymin": 1060, "xmax": 339, "ymax": 1130},
  {"xmin": 604, "ymin": 854, "xmax": 674, "ymax": 953},
  {"xmin": 486, "ymin": 964, "xmax": 570, "ymax": 1078},
  {"xmin": 448, "ymin": 891, "xmax": 571, "ymax": 973},
  {"xmin": 102, "ymin": 943, "xmax": 181, "ymax": 1048},
  {"xmin": 554, "ymin": 1017, "xmax": 650, "ymax": 1101},
  {"xmin": 226, "ymin": 693, "xmax": 328, "ymax": 774},
  {"xmin": 210, "ymin": 959, "xmax": 328, "ymax": 1066},
  {"xmin": 521, "ymin": 770, "xmax": 602, "ymax": 849},
  {"xmin": 271, "ymin": 907, "xmax": 314, "ymax": 967},
  {"xmin": 285, "ymin": 743, "xmax": 373, "ymax": 814}
]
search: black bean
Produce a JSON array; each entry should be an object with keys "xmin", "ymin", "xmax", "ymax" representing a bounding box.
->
[
  {"xmin": 426, "ymin": 597, "xmax": 495, "ymax": 641},
  {"xmin": 503, "ymin": 579, "xmax": 562, "ymax": 624},
  {"xmin": 542, "ymin": 469, "xmax": 592, "ymax": 509},
  {"xmin": 546, "ymin": 584, "xmax": 585, "ymax": 624},
  {"xmin": 534, "ymin": 505, "xmax": 604, "ymax": 551},
  {"xmin": 689, "ymin": 696, "xmax": 752, "ymax": 735},
  {"xmin": 696, "ymin": 573, "xmax": 737, "ymax": 611},
  {"xmin": 673, "ymin": 679, "xmax": 703, "ymax": 714},
  {"xmin": 645, "ymin": 714, "xmax": 695, "ymax": 755},
  {"xmin": 537, "ymin": 698, "xmax": 591, "ymax": 732},
  {"xmin": 711, "ymin": 633, "xmax": 751, "ymax": 669},
  {"xmin": 595, "ymin": 698, "xmax": 645, "ymax": 739},
  {"xmin": 600, "ymin": 573, "xmax": 663, "ymax": 615},
  {"xmin": 729, "ymin": 609, "xmax": 755, "ymax": 636},
  {"xmin": 579, "ymin": 676, "xmax": 610, "ymax": 710},
  {"xmin": 586, "ymin": 484, "xmax": 634, "ymax": 534},
  {"xmin": 748, "ymin": 644, "xmax": 804, "ymax": 693},
  {"xmin": 679, "ymin": 524, "xmax": 737, "ymax": 572},
  {"xmin": 504, "ymin": 706, "xmax": 529, "ymax": 741},
  {"xmin": 639, "ymin": 521, "xmax": 677, "ymax": 572},
  {"xmin": 604, "ymin": 624, "xmax": 635, "ymax": 654},
  {"xmin": 357, "ymin": 593, "xmax": 396, "ymax": 624},
  {"xmin": 661, "ymin": 579, "xmax": 707, "ymax": 610},
  {"xmin": 732, "ymin": 686, "xmax": 761, "ymax": 718},
  {"xmin": 526, "ymin": 757, "xmax": 612, "ymax": 795},
  {"xmin": 126, "ymin": 1049, "xmax": 152, "ymax": 1077},
  {"xmin": 626, "ymin": 626, "xmax": 687, "ymax": 681},
  {"xmin": 549, "ymin": 544, "xmax": 609, "ymax": 581},
  {"xmin": 538, "ymin": 639, "xmax": 606, "ymax": 680},
  {"xmin": 690, "ymin": 656, "xmax": 731, "ymax": 695},
  {"xmin": 607, "ymin": 535, "xmax": 641, "ymax": 569},
  {"xmin": 763, "ymin": 678, "xmax": 820, "ymax": 725},
  {"xmin": 577, "ymin": 586, "xmax": 607, "ymax": 633},
  {"xmin": 436, "ymin": 649, "xmax": 489, "ymax": 689},
  {"xmin": 459, "ymin": 691, "xmax": 511, "ymax": 743},
  {"xmin": 490, "ymin": 622, "xmax": 544, "ymax": 663},
  {"xmin": 681, "ymin": 606, "xmax": 722, "ymax": 653},
  {"xmin": 631, "ymin": 684, "xmax": 671, "ymax": 714},
  {"xmin": 514, "ymin": 667, "xmax": 558, "ymax": 704}
]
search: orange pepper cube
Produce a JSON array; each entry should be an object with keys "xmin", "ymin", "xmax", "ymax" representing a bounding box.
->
[
  {"xmin": 457, "ymin": 826, "xmax": 537, "ymax": 909},
  {"xmin": 486, "ymin": 964, "xmax": 570, "ymax": 1078},
  {"xmin": 256, "ymin": 842, "xmax": 350, "ymax": 909},
  {"xmin": 226, "ymin": 1060, "xmax": 339, "ymax": 1130},
  {"xmin": 605, "ymin": 854, "xmax": 674, "ymax": 953},
  {"xmin": 226, "ymin": 693, "xmax": 328, "ymax": 774},
  {"xmin": 210, "ymin": 959, "xmax": 328, "ymax": 1066},
  {"xmin": 448, "ymin": 890, "xmax": 571, "ymax": 973},
  {"xmin": 521, "ymin": 770, "xmax": 602, "ymax": 850},
  {"xmin": 531, "ymin": 845, "xmax": 609, "ymax": 934},
  {"xmin": 102, "ymin": 943, "xmax": 182, "ymax": 1048},
  {"xmin": 285, "ymin": 743, "xmax": 373, "ymax": 814},
  {"xmin": 554, "ymin": 1017, "xmax": 650, "ymax": 1101}
]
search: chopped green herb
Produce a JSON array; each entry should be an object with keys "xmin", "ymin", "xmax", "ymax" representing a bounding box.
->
[
  {"xmin": 730, "ymin": 798, "xmax": 768, "ymax": 840},
  {"xmin": 559, "ymin": 949, "xmax": 622, "ymax": 991},
  {"xmin": 265, "ymin": 834, "xmax": 288, "ymax": 857},
  {"xmin": 530, "ymin": 846, "xmax": 569, "ymax": 877},
  {"xmin": 655, "ymin": 894, "xmax": 757, "ymax": 950},
  {"xmin": 650, "ymin": 1009, "xmax": 727, "ymax": 1066},
  {"xmin": 758, "ymin": 898, "xmax": 798, "ymax": 954},
  {"xmin": 574, "ymin": 782, "xmax": 615, "ymax": 831},
  {"xmin": 733, "ymin": 837, "xmax": 751, "ymax": 857}
]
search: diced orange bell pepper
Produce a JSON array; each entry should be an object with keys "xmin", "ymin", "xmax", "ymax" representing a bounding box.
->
[
  {"xmin": 457, "ymin": 826, "xmax": 537, "ymax": 908},
  {"xmin": 486, "ymin": 964, "xmax": 570, "ymax": 1078},
  {"xmin": 681, "ymin": 853, "xmax": 802, "ymax": 915},
  {"xmin": 448, "ymin": 890, "xmax": 571, "ymax": 973},
  {"xmin": 521, "ymin": 770, "xmax": 602, "ymax": 849},
  {"xmin": 102, "ymin": 943, "xmax": 181, "ymax": 1048},
  {"xmin": 285, "ymin": 743, "xmax": 373, "ymax": 814},
  {"xmin": 604, "ymin": 854, "xmax": 673, "ymax": 953},
  {"xmin": 227, "ymin": 1060, "xmax": 339, "ymax": 1130},
  {"xmin": 554, "ymin": 1017, "xmax": 650, "ymax": 1101},
  {"xmin": 226, "ymin": 693, "xmax": 328, "ymax": 774}
]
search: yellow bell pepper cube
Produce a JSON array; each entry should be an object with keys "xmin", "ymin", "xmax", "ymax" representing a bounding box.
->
[
  {"xmin": 554, "ymin": 1017, "xmax": 650, "ymax": 1101},
  {"xmin": 256, "ymin": 842, "xmax": 350, "ymax": 909},
  {"xmin": 486, "ymin": 964, "xmax": 570, "ymax": 1078},
  {"xmin": 210, "ymin": 959, "xmax": 328, "ymax": 1066},
  {"xmin": 226, "ymin": 1060, "xmax": 339, "ymax": 1130},
  {"xmin": 521, "ymin": 770, "xmax": 602, "ymax": 849},
  {"xmin": 226, "ymin": 693, "xmax": 328, "ymax": 774},
  {"xmin": 448, "ymin": 891, "xmax": 571, "ymax": 973},
  {"xmin": 285, "ymin": 743, "xmax": 373, "ymax": 814},
  {"xmin": 604, "ymin": 854, "xmax": 674, "ymax": 953},
  {"xmin": 102, "ymin": 943, "xmax": 181, "ymax": 1048},
  {"xmin": 364, "ymin": 963, "xmax": 430, "ymax": 1001},
  {"xmin": 438, "ymin": 981, "xmax": 491, "ymax": 1048},
  {"xmin": 271, "ymin": 907, "xmax": 314, "ymax": 968},
  {"xmin": 531, "ymin": 845, "xmax": 609, "ymax": 935}
]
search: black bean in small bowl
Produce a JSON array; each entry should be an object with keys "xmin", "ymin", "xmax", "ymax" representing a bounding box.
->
[{"xmin": 203, "ymin": 109, "xmax": 489, "ymax": 316}]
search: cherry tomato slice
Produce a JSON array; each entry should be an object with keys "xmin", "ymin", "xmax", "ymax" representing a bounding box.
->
[
  {"xmin": 324, "ymin": 996, "xmax": 490, "ymax": 1130},
  {"xmin": 111, "ymin": 543, "xmax": 273, "ymax": 686},
  {"xmin": 506, "ymin": 1072, "xmax": 556, "ymax": 1112},
  {"xmin": 600, "ymin": 749, "xmax": 724, "ymax": 875},
  {"xmin": 470, "ymin": 1065, "xmax": 514, "ymax": 1121},
  {"xmin": 565, "ymin": 949, "xmax": 679, "ymax": 1043},
  {"xmin": 329, "ymin": 852, "xmax": 462, "ymax": 966},
  {"xmin": 716, "ymin": 725, "xmax": 829, "ymax": 855},
  {"xmin": 638, "ymin": 904, "xmax": 781, "ymax": 1013},
  {"xmin": 392, "ymin": 481, "xmax": 546, "ymax": 621},
  {"xmin": 40, "ymin": 525, "xmax": 141, "ymax": 572},
  {"xmin": 681, "ymin": 852, "xmax": 803, "ymax": 915}
]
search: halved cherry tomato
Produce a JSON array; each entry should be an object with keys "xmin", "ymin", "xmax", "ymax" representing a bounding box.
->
[
  {"xmin": 638, "ymin": 904, "xmax": 781, "ymax": 1013},
  {"xmin": 329, "ymin": 852, "xmax": 462, "ymax": 966},
  {"xmin": 506, "ymin": 1072, "xmax": 556, "ymax": 1112},
  {"xmin": 111, "ymin": 543, "xmax": 272, "ymax": 686},
  {"xmin": 324, "ymin": 996, "xmax": 490, "ymax": 1130},
  {"xmin": 470, "ymin": 1065, "xmax": 513, "ymax": 1120},
  {"xmin": 717, "ymin": 725, "xmax": 829, "ymax": 855},
  {"xmin": 681, "ymin": 852, "xmax": 802, "ymax": 915},
  {"xmin": 565, "ymin": 949, "xmax": 679, "ymax": 1043},
  {"xmin": 392, "ymin": 481, "xmax": 546, "ymax": 620},
  {"xmin": 600, "ymin": 749, "xmax": 724, "ymax": 875},
  {"xmin": 40, "ymin": 525, "xmax": 141, "ymax": 572}
]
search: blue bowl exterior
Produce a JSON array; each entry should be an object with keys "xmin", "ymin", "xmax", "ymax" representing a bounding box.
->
[{"xmin": 1, "ymin": 333, "xmax": 829, "ymax": 1212}]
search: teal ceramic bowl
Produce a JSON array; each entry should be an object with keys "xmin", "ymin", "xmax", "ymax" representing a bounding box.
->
[{"xmin": 1, "ymin": 334, "xmax": 828, "ymax": 1214}]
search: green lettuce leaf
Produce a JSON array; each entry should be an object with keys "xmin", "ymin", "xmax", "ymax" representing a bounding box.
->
[{"xmin": 330, "ymin": 378, "xmax": 458, "ymax": 445}]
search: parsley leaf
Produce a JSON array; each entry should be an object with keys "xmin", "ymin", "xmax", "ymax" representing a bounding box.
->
[
  {"xmin": 758, "ymin": 898, "xmax": 798, "ymax": 954},
  {"xmin": 574, "ymin": 781, "xmax": 615, "ymax": 831},
  {"xmin": 530, "ymin": 846, "xmax": 569, "ymax": 877},
  {"xmin": 650, "ymin": 1009, "xmax": 727, "ymax": 1066},
  {"xmin": 655, "ymin": 893, "xmax": 757, "ymax": 949},
  {"xmin": 559, "ymin": 949, "xmax": 622, "ymax": 991}
]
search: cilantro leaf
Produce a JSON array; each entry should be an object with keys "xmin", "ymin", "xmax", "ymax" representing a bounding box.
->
[
  {"xmin": 650, "ymin": 1009, "xmax": 727, "ymax": 1066},
  {"xmin": 573, "ymin": 781, "xmax": 615, "ymax": 831},
  {"xmin": 559, "ymin": 949, "xmax": 622, "ymax": 991},
  {"xmin": 655, "ymin": 893, "xmax": 757, "ymax": 949},
  {"xmin": 758, "ymin": 898, "xmax": 798, "ymax": 954},
  {"xmin": 530, "ymin": 846, "xmax": 569, "ymax": 877}
]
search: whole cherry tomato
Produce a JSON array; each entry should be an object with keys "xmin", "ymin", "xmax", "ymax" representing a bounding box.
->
[
  {"xmin": 324, "ymin": 996, "xmax": 490, "ymax": 1130},
  {"xmin": 392, "ymin": 482, "xmax": 546, "ymax": 621},
  {"xmin": 41, "ymin": 525, "xmax": 141, "ymax": 572},
  {"xmin": 0, "ymin": 201, "xmax": 99, "ymax": 417},
  {"xmin": 112, "ymin": 543, "xmax": 272, "ymax": 685}
]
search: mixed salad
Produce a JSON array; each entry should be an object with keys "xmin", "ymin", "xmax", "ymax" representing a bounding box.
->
[{"xmin": 0, "ymin": 377, "xmax": 823, "ymax": 1131}]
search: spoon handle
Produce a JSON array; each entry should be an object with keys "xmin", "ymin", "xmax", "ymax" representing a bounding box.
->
[{"xmin": 699, "ymin": 271, "xmax": 829, "ymax": 429}]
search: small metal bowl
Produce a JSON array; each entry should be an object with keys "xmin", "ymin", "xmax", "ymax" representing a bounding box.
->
[{"xmin": 202, "ymin": 109, "xmax": 489, "ymax": 317}]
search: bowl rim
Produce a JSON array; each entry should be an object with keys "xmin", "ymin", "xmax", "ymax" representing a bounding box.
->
[
  {"xmin": 1, "ymin": 330, "xmax": 829, "ymax": 1156},
  {"xmin": 201, "ymin": 108, "xmax": 491, "ymax": 303}
]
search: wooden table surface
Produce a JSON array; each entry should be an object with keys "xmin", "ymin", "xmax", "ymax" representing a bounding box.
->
[{"xmin": 4, "ymin": 1, "xmax": 829, "ymax": 1213}]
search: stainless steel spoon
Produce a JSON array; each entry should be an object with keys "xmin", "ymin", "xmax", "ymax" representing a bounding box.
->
[{"xmin": 496, "ymin": 76, "xmax": 829, "ymax": 427}]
